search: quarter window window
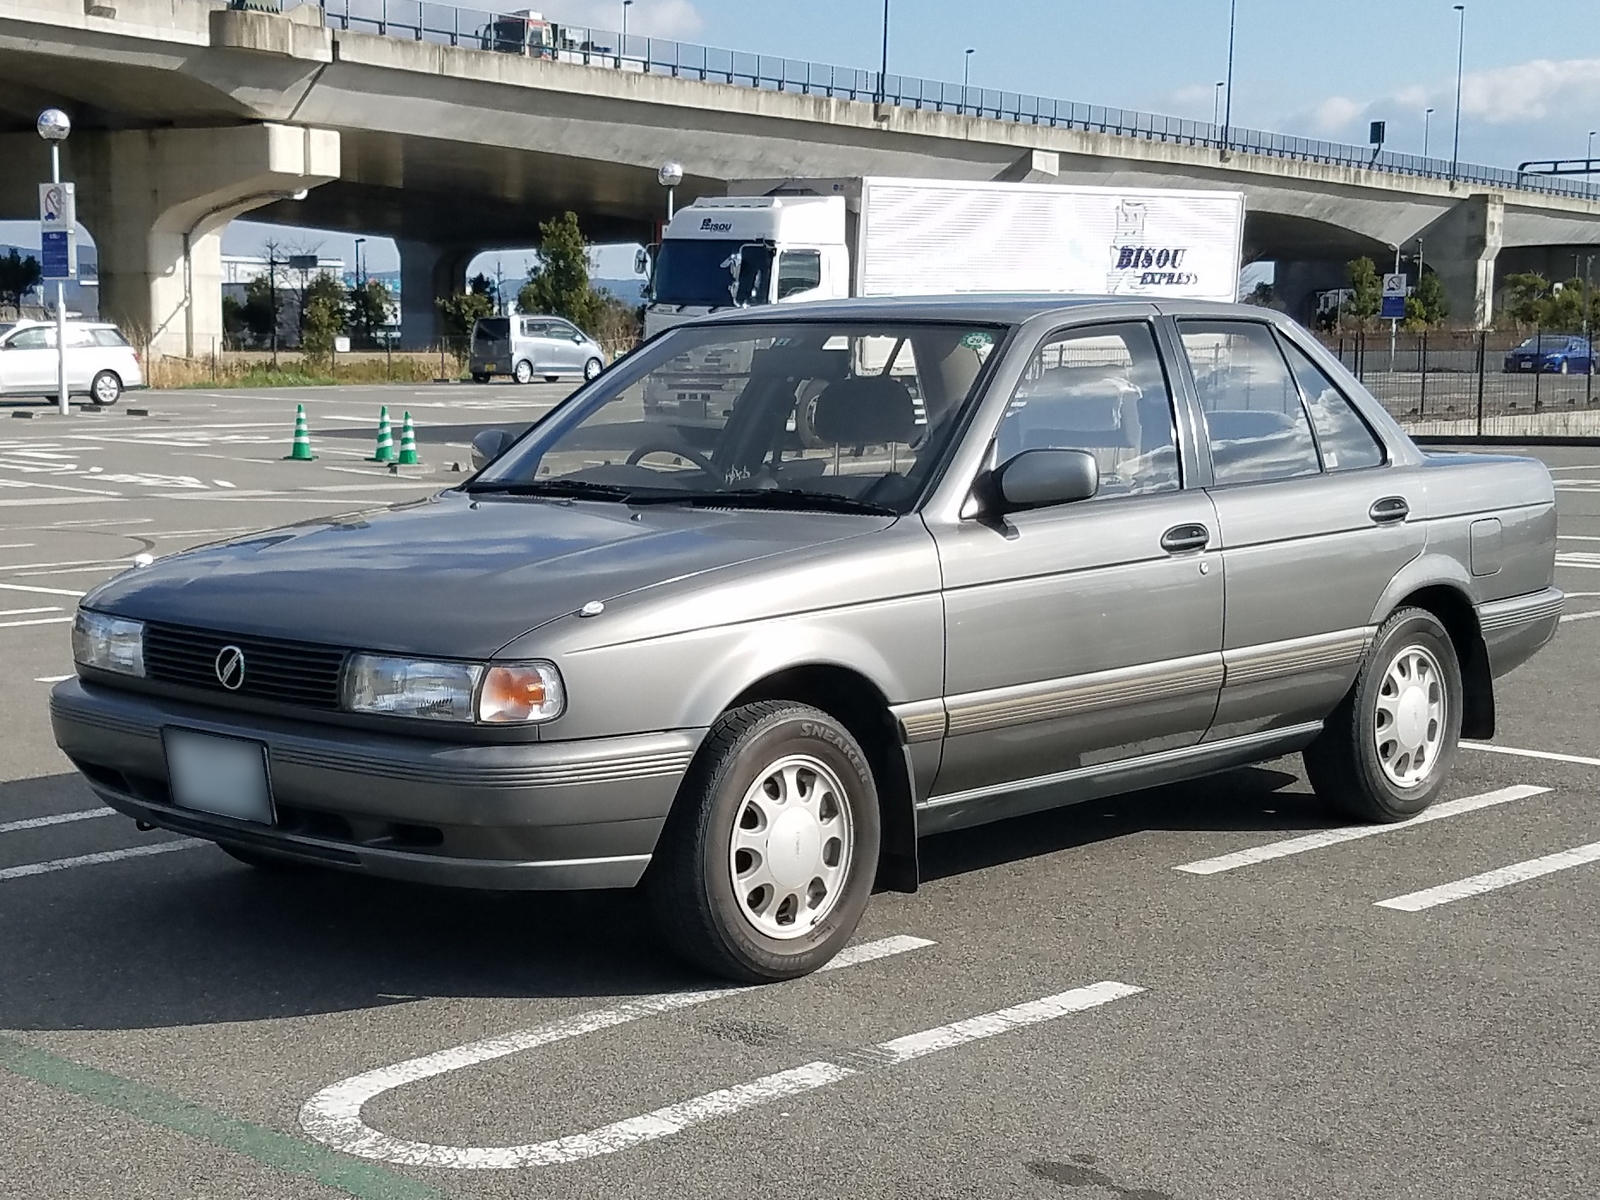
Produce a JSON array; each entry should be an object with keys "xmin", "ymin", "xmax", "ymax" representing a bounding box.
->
[
  {"xmin": 994, "ymin": 322, "xmax": 1181, "ymax": 498},
  {"xmin": 776, "ymin": 250, "xmax": 823, "ymax": 301},
  {"xmin": 91, "ymin": 328, "xmax": 130, "ymax": 348},
  {"xmin": 1178, "ymin": 320, "xmax": 1321, "ymax": 486},
  {"xmin": 1280, "ymin": 340, "xmax": 1385, "ymax": 472}
]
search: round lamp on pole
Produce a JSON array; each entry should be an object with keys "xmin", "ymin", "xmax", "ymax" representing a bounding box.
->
[
  {"xmin": 658, "ymin": 160, "xmax": 683, "ymax": 220},
  {"xmin": 37, "ymin": 108, "xmax": 71, "ymax": 417},
  {"xmin": 963, "ymin": 48, "xmax": 974, "ymax": 91}
]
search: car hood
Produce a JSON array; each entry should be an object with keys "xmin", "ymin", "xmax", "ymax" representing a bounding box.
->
[{"xmin": 84, "ymin": 490, "xmax": 893, "ymax": 658}]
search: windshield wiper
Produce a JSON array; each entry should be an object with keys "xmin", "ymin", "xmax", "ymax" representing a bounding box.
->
[
  {"xmin": 463, "ymin": 479, "xmax": 637, "ymax": 502},
  {"xmin": 630, "ymin": 488, "xmax": 897, "ymax": 516}
]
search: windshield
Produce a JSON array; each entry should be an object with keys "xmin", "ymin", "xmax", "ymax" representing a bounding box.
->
[
  {"xmin": 653, "ymin": 240, "xmax": 774, "ymax": 308},
  {"xmin": 470, "ymin": 320, "xmax": 1005, "ymax": 515},
  {"xmin": 472, "ymin": 318, "xmax": 511, "ymax": 347}
]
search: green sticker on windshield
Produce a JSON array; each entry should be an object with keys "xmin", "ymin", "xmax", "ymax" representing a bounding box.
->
[{"xmin": 961, "ymin": 331, "xmax": 995, "ymax": 349}]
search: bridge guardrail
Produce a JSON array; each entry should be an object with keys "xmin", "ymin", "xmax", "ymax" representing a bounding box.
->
[{"xmin": 304, "ymin": 0, "xmax": 1600, "ymax": 202}]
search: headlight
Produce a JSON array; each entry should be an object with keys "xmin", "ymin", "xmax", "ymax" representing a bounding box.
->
[
  {"xmin": 71, "ymin": 610, "xmax": 145, "ymax": 676},
  {"xmin": 478, "ymin": 662, "xmax": 564, "ymax": 724},
  {"xmin": 343, "ymin": 655, "xmax": 565, "ymax": 724},
  {"xmin": 344, "ymin": 655, "xmax": 481, "ymax": 722}
]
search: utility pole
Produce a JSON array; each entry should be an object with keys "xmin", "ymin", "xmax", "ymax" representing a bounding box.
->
[
  {"xmin": 1222, "ymin": 0, "xmax": 1237, "ymax": 150},
  {"xmin": 263, "ymin": 240, "xmax": 280, "ymax": 370},
  {"xmin": 1424, "ymin": 107, "xmax": 1434, "ymax": 158},
  {"xmin": 1451, "ymin": 5, "xmax": 1466, "ymax": 182},
  {"xmin": 877, "ymin": 0, "xmax": 890, "ymax": 111}
]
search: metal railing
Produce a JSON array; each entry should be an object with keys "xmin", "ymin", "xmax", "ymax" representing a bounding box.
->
[{"xmin": 304, "ymin": 0, "xmax": 1600, "ymax": 201}]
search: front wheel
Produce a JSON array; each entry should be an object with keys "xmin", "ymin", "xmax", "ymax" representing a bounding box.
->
[
  {"xmin": 1304, "ymin": 607, "xmax": 1462, "ymax": 822},
  {"xmin": 90, "ymin": 370, "xmax": 122, "ymax": 406},
  {"xmin": 645, "ymin": 702, "xmax": 881, "ymax": 982},
  {"xmin": 512, "ymin": 359, "xmax": 534, "ymax": 385},
  {"xmin": 584, "ymin": 357, "xmax": 604, "ymax": 381}
]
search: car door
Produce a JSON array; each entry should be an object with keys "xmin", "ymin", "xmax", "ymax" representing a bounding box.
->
[
  {"xmin": 548, "ymin": 320, "xmax": 587, "ymax": 371},
  {"xmin": 65, "ymin": 325, "xmax": 99, "ymax": 390},
  {"xmin": 1173, "ymin": 317, "xmax": 1427, "ymax": 741},
  {"xmin": 927, "ymin": 319, "xmax": 1224, "ymax": 803},
  {"xmin": 0, "ymin": 326, "xmax": 57, "ymax": 394}
]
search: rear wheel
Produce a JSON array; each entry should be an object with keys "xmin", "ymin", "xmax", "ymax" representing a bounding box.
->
[
  {"xmin": 584, "ymin": 357, "xmax": 604, "ymax": 381},
  {"xmin": 90, "ymin": 370, "xmax": 122, "ymax": 406},
  {"xmin": 645, "ymin": 702, "xmax": 880, "ymax": 982},
  {"xmin": 544, "ymin": 374, "xmax": 561, "ymax": 383},
  {"xmin": 512, "ymin": 360, "xmax": 534, "ymax": 385},
  {"xmin": 1304, "ymin": 607, "xmax": 1462, "ymax": 822},
  {"xmin": 471, "ymin": 372, "xmax": 491, "ymax": 384}
]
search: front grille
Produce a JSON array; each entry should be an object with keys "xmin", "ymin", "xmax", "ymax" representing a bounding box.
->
[{"xmin": 142, "ymin": 622, "xmax": 348, "ymax": 709}]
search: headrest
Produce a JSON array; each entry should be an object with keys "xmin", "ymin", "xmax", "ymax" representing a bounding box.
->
[{"xmin": 811, "ymin": 375, "xmax": 917, "ymax": 446}]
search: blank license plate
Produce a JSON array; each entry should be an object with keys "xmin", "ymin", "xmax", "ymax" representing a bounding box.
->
[{"xmin": 164, "ymin": 728, "xmax": 274, "ymax": 824}]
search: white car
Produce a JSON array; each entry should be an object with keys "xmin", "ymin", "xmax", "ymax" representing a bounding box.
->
[{"xmin": 0, "ymin": 320, "xmax": 145, "ymax": 406}]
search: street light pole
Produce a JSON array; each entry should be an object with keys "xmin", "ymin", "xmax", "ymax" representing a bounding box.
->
[
  {"xmin": 1213, "ymin": 81, "xmax": 1225, "ymax": 129},
  {"xmin": 1424, "ymin": 107, "xmax": 1434, "ymax": 158},
  {"xmin": 1451, "ymin": 4, "xmax": 1466, "ymax": 182},
  {"xmin": 353, "ymin": 236, "xmax": 366, "ymax": 288},
  {"xmin": 34, "ymin": 112, "xmax": 73, "ymax": 417},
  {"xmin": 877, "ymin": 0, "xmax": 890, "ymax": 110},
  {"xmin": 1588, "ymin": 129, "xmax": 1596, "ymax": 170},
  {"xmin": 658, "ymin": 160, "xmax": 683, "ymax": 223},
  {"xmin": 621, "ymin": 0, "xmax": 631, "ymax": 50},
  {"xmin": 1222, "ymin": 0, "xmax": 1237, "ymax": 149},
  {"xmin": 964, "ymin": 47, "xmax": 974, "ymax": 91}
]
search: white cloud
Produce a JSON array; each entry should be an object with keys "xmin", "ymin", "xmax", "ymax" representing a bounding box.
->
[
  {"xmin": 1312, "ymin": 96, "xmax": 1364, "ymax": 134},
  {"xmin": 539, "ymin": 0, "xmax": 703, "ymax": 39},
  {"xmin": 1458, "ymin": 58, "xmax": 1600, "ymax": 124}
]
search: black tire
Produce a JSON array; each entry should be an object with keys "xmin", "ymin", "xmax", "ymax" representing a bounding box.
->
[
  {"xmin": 645, "ymin": 701, "xmax": 881, "ymax": 983},
  {"xmin": 217, "ymin": 842, "xmax": 316, "ymax": 874},
  {"xmin": 1304, "ymin": 607, "xmax": 1462, "ymax": 822},
  {"xmin": 90, "ymin": 370, "xmax": 122, "ymax": 406},
  {"xmin": 471, "ymin": 372, "xmax": 491, "ymax": 384},
  {"xmin": 544, "ymin": 374, "xmax": 561, "ymax": 383}
]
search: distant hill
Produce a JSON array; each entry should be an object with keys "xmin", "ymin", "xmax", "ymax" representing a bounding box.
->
[{"xmin": 594, "ymin": 277, "xmax": 646, "ymax": 305}]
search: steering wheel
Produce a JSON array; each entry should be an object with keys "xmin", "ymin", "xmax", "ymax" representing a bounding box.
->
[{"xmin": 625, "ymin": 441, "xmax": 720, "ymax": 477}]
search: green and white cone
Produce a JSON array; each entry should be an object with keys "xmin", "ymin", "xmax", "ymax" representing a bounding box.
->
[
  {"xmin": 397, "ymin": 412, "xmax": 419, "ymax": 465},
  {"xmin": 367, "ymin": 406, "xmax": 395, "ymax": 462},
  {"xmin": 284, "ymin": 404, "xmax": 315, "ymax": 461}
]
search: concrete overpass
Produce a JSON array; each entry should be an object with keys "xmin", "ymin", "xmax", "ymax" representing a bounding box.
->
[{"xmin": 3, "ymin": 0, "xmax": 1600, "ymax": 354}]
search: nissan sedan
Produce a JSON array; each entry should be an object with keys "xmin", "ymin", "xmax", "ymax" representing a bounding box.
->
[{"xmin": 53, "ymin": 297, "xmax": 1560, "ymax": 982}]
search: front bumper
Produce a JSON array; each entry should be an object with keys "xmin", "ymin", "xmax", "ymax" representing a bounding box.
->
[
  {"xmin": 1477, "ymin": 586, "xmax": 1563, "ymax": 679},
  {"xmin": 50, "ymin": 677, "xmax": 704, "ymax": 890}
]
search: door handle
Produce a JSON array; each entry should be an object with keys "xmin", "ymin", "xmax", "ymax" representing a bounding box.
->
[
  {"xmin": 1160, "ymin": 523, "xmax": 1211, "ymax": 554},
  {"xmin": 1369, "ymin": 496, "xmax": 1410, "ymax": 524}
]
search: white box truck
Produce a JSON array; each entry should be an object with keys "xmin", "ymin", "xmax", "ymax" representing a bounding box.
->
[{"xmin": 640, "ymin": 176, "xmax": 1246, "ymax": 431}]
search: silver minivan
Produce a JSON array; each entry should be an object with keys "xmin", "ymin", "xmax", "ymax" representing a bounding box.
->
[{"xmin": 469, "ymin": 315, "xmax": 607, "ymax": 385}]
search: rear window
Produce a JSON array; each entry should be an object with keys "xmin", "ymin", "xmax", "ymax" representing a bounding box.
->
[
  {"xmin": 91, "ymin": 328, "xmax": 129, "ymax": 348},
  {"xmin": 473, "ymin": 318, "xmax": 511, "ymax": 343}
]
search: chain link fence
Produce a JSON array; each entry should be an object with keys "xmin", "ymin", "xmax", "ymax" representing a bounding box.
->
[{"xmin": 1320, "ymin": 329, "xmax": 1600, "ymax": 441}]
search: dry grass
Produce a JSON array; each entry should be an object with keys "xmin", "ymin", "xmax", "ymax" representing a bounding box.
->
[{"xmin": 144, "ymin": 353, "xmax": 453, "ymax": 389}]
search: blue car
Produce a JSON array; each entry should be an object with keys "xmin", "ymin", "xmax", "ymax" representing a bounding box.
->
[{"xmin": 1503, "ymin": 335, "xmax": 1593, "ymax": 374}]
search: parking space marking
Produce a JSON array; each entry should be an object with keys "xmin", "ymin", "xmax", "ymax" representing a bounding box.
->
[
  {"xmin": 1172, "ymin": 785, "xmax": 1550, "ymax": 875},
  {"xmin": 0, "ymin": 839, "xmax": 201, "ymax": 881},
  {"xmin": 303, "ymin": 966, "xmax": 1139, "ymax": 1170},
  {"xmin": 0, "ymin": 616, "xmax": 72, "ymax": 629},
  {"xmin": 32, "ymin": 675, "xmax": 71, "ymax": 683},
  {"xmin": 300, "ymin": 935, "xmax": 934, "ymax": 1164},
  {"xmin": 0, "ymin": 607, "xmax": 60, "ymax": 617},
  {"xmin": 1463, "ymin": 741, "xmax": 1600, "ymax": 768},
  {"xmin": 0, "ymin": 496, "xmax": 124, "ymax": 509},
  {"xmin": 0, "ymin": 808, "xmax": 113, "ymax": 835},
  {"xmin": 0, "ymin": 558, "xmax": 128, "ymax": 573},
  {"xmin": 1377, "ymin": 841, "xmax": 1600, "ymax": 911},
  {"xmin": 1561, "ymin": 610, "xmax": 1600, "ymax": 623},
  {"xmin": 1557, "ymin": 553, "xmax": 1600, "ymax": 570},
  {"xmin": 0, "ymin": 583, "xmax": 84, "ymax": 597}
]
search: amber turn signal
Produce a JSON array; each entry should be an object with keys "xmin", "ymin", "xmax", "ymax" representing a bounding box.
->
[{"xmin": 478, "ymin": 662, "xmax": 565, "ymax": 724}]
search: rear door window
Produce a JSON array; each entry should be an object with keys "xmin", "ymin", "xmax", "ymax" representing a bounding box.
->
[
  {"xmin": 1177, "ymin": 320, "xmax": 1321, "ymax": 486},
  {"xmin": 1279, "ymin": 340, "xmax": 1385, "ymax": 472},
  {"xmin": 91, "ymin": 328, "xmax": 130, "ymax": 348}
]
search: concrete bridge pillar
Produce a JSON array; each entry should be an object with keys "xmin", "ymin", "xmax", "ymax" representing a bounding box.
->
[
  {"xmin": 1272, "ymin": 260, "xmax": 1352, "ymax": 325},
  {"xmin": 0, "ymin": 124, "xmax": 339, "ymax": 358},
  {"xmin": 1416, "ymin": 194, "xmax": 1504, "ymax": 330},
  {"xmin": 398, "ymin": 242, "xmax": 482, "ymax": 350}
]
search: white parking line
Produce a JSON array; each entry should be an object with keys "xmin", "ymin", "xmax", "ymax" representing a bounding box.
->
[
  {"xmin": 1561, "ymin": 610, "xmax": 1600, "ymax": 624},
  {"xmin": 1172, "ymin": 785, "xmax": 1551, "ymax": 875},
  {"xmin": 301, "ymin": 952, "xmax": 1139, "ymax": 1170},
  {"xmin": 0, "ymin": 808, "xmax": 114, "ymax": 835},
  {"xmin": 1462, "ymin": 741, "xmax": 1600, "ymax": 768},
  {"xmin": 1377, "ymin": 841, "xmax": 1600, "ymax": 911},
  {"xmin": 0, "ymin": 839, "xmax": 200, "ymax": 881},
  {"xmin": 33, "ymin": 674, "xmax": 71, "ymax": 683},
  {"xmin": 0, "ymin": 616, "xmax": 72, "ymax": 629},
  {"xmin": 0, "ymin": 543, "xmax": 36, "ymax": 549},
  {"xmin": 0, "ymin": 583, "xmax": 85, "ymax": 597},
  {"xmin": 0, "ymin": 558, "xmax": 127, "ymax": 572},
  {"xmin": 0, "ymin": 607, "xmax": 60, "ymax": 617}
]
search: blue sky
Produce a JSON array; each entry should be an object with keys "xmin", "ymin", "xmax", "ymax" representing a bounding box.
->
[{"xmin": 9, "ymin": 0, "xmax": 1600, "ymax": 279}]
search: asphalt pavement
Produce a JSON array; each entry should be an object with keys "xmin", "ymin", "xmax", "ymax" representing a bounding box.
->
[{"xmin": 2, "ymin": 382, "xmax": 1598, "ymax": 1200}]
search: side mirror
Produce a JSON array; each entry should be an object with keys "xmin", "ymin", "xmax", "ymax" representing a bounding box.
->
[
  {"xmin": 634, "ymin": 247, "xmax": 650, "ymax": 275},
  {"xmin": 985, "ymin": 449, "xmax": 1099, "ymax": 514},
  {"xmin": 470, "ymin": 428, "xmax": 516, "ymax": 472}
]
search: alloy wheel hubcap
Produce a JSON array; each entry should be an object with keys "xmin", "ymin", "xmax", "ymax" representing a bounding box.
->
[
  {"xmin": 728, "ymin": 754, "xmax": 853, "ymax": 940},
  {"xmin": 95, "ymin": 377, "xmax": 116, "ymax": 402},
  {"xmin": 1374, "ymin": 643, "xmax": 1446, "ymax": 788}
]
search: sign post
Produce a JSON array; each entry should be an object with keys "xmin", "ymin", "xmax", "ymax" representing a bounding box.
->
[
  {"xmin": 37, "ymin": 109, "xmax": 74, "ymax": 417},
  {"xmin": 1382, "ymin": 271, "xmax": 1407, "ymax": 370}
]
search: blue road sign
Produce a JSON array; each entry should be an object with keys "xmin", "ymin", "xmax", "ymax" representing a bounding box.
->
[
  {"xmin": 41, "ymin": 229, "xmax": 74, "ymax": 280},
  {"xmin": 1381, "ymin": 294, "xmax": 1406, "ymax": 319}
]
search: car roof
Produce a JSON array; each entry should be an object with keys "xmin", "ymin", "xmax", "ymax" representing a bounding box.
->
[{"xmin": 692, "ymin": 294, "xmax": 1280, "ymax": 327}]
